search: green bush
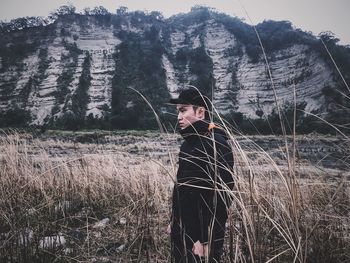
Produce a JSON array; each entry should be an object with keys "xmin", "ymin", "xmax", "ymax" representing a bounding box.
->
[{"xmin": 0, "ymin": 104, "xmax": 31, "ymax": 127}]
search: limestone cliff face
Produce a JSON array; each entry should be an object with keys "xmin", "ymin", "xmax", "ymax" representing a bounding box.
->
[
  {"xmin": 162, "ymin": 18, "xmax": 334, "ymax": 119},
  {"xmin": 235, "ymin": 44, "xmax": 332, "ymax": 118},
  {"xmin": 0, "ymin": 9, "xmax": 343, "ymax": 128}
]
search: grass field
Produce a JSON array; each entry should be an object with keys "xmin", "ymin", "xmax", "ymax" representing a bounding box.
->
[{"xmin": 0, "ymin": 130, "xmax": 349, "ymax": 262}]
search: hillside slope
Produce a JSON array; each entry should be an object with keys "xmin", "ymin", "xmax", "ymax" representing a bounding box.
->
[{"xmin": 0, "ymin": 6, "xmax": 349, "ymax": 132}]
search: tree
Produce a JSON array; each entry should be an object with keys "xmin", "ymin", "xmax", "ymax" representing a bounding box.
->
[
  {"xmin": 150, "ymin": 11, "xmax": 164, "ymax": 21},
  {"xmin": 318, "ymin": 31, "xmax": 340, "ymax": 45},
  {"xmin": 54, "ymin": 5, "xmax": 76, "ymax": 16},
  {"xmin": 83, "ymin": 7, "xmax": 91, "ymax": 15},
  {"xmin": 89, "ymin": 6, "xmax": 110, "ymax": 16},
  {"xmin": 0, "ymin": 103, "xmax": 31, "ymax": 127},
  {"xmin": 116, "ymin": 6, "xmax": 128, "ymax": 16}
]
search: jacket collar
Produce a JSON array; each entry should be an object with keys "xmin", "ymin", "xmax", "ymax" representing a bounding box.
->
[
  {"xmin": 179, "ymin": 120, "xmax": 228, "ymax": 142},
  {"xmin": 179, "ymin": 120, "xmax": 210, "ymax": 140}
]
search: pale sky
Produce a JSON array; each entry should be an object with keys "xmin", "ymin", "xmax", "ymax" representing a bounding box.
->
[{"xmin": 0, "ymin": 0, "xmax": 349, "ymax": 45}]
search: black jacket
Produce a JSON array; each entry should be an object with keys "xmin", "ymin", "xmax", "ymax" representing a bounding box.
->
[{"xmin": 171, "ymin": 120, "xmax": 234, "ymax": 244}]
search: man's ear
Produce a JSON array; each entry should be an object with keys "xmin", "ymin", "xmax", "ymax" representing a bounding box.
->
[{"xmin": 197, "ymin": 107, "xmax": 205, "ymax": 118}]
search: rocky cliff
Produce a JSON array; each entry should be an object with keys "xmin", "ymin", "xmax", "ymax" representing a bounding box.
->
[{"xmin": 0, "ymin": 6, "xmax": 349, "ymax": 131}]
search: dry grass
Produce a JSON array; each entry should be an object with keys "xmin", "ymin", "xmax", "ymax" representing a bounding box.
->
[
  {"xmin": 0, "ymin": 131, "xmax": 174, "ymax": 262},
  {"xmin": 0, "ymin": 129, "xmax": 349, "ymax": 262},
  {"xmin": 227, "ymin": 134, "xmax": 350, "ymax": 263}
]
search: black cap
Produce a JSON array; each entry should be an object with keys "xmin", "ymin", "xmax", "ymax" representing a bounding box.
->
[{"xmin": 169, "ymin": 88, "xmax": 211, "ymax": 110}]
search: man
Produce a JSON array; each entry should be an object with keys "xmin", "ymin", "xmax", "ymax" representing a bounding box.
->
[{"xmin": 169, "ymin": 88, "xmax": 234, "ymax": 262}]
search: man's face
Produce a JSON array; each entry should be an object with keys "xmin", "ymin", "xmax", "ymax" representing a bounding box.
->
[{"xmin": 176, "ymin": 104, "xmax": 204, "ymax": 129}]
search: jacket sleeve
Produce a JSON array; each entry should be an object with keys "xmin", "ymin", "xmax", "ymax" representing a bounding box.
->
[{"xmin": 176, "ymin": 147, "xmax": 212, "ymax": 242}]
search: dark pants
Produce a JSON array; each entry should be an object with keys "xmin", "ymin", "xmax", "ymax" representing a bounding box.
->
[{"xmin": 171, "ymin": 224, "xmax": 225, "ymax": 263}]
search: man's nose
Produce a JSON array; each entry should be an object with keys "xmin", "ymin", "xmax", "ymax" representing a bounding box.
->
[{"xmin": 177, "ymin": 113, "xmax": 182, "ymax": 120}]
